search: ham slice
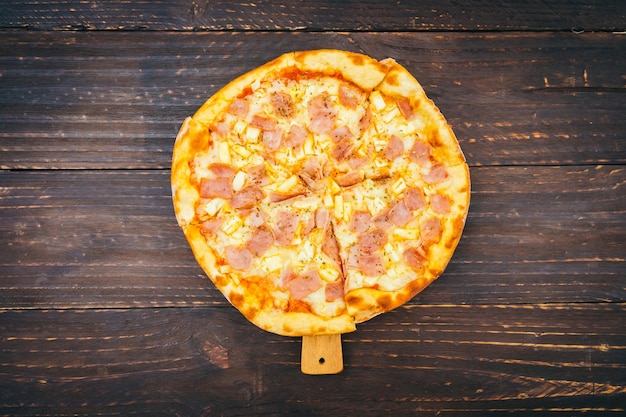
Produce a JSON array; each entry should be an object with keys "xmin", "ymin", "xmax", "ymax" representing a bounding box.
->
[
  {"xmin": 262, "ymin": 129, "xmax": 283, "ymax": 151},
  {"xmin": 409, "ymin": 139, "xmax": 431, "ymax": 165},
  {"xmin": 271, "ymin": 91, "xmax": 295, "ymax": 118},
  {"xmin": 246, "ymin": 224, "xmax": 274, "ymax": 256},
  {"xmin": 232, "ymin": 184, "xmax": 265, "ymax": 209},
  {"xmin": 358, "ymin": 228, "xmax": 387, "ymax": 254},
  {"xmin": 403, "ymin": 187, "xmax": 426, "ymax": 211},
  {"xmin": 308, "ymin": 92, "xmax": 336, "ymax": 134},
  {"xmin": 345, "ymin": 245, "xmax": 360, "ymax": 269},
  {"xmin": 224, "ymin": 246, "xmax": 253, "ymax": 270},
  {"xmin": 347, "ymin": 154, "xmax": 368, "ymax": 170},
  {"xmin": 325, "ymin": 280, "xmax": 345, "ymax": 302},
  {"xmin": 403, "ymin": 246, "xmax": 427, "ymax": 272},
  {"xmin": 275, "ymin": 210, "xmax": 300, "ymax": 246},
  {"xmin": 359, "ymin": 107, "xmax": 372, "ymax": 132},
  {"xmin": 431, "ymin": 194, "xmax": 451, "ymax": 214},
  {"xmin": 268, "ymin": 188, "xmax": 307, "ymax": 203},
  {"xmin": 321, "ymin": 225, "xmax": 342, "ymax": 266},
  {"xmin": 338, "ymin": 84, "xmax": 361, "ymax": 109},
  {"xmin": 349, "ymin": 210, "xmax": 372, "ymax": 233},
  {"xmin": 227, "ymin": 98, "xmax": 249, "ymax": 118},
  {"xmin": 389, "ymin": 200, "xmax": 413, "ymax": 227},
  {"xmin": 315, "ymin": 207, "xmax": 330, "ymax": 230},
  {"xmin": 335, "ymin": 170, "xmax": 360, "ymax": 187},
  {"xmin": 299, "ymin": 157, "xmax": 324, "ymax": 190},
  {"xmin": 372, "ymin": 208, "xmax": 393, "ymax": 231},
  {"xmin": 200, "ymin": 177, "xmax": 232, "ymax": 199},
  {"xmin": 250, "ymin": 114, "xmax": 277, "ymax": 131},
  {"xmin": 359, "ymin": 253, "xmax": 386, "ymax": 276},
  {"xmin": 332, "ymin": 137, "xmax": 355, "ymax": 161},
  {"xmin": 420, "ymin": 217, "xmax": 442, "ymax": 246},
  {"xmin": 243, "ymin": 207, "xmax": 268, "ymax": 227},
  {"xmin": 280, "ymin": 266, "xmax": 298, "ymax": 288},
  {"xmin": 383, "ymin": 134, "xmax": 405, "ymax": 160},
  {"xmin": 396, "ymin": 98, "xmax": 414, "ymax": 120},
  {"xmin": 289, "ymin": 269, "xmax": 323, "ymax": 300},
  {"xmin": 208, "ymin": 163, "xmax": 236, "ymax": 178},
  {"xmin": 301, "ymin": 214, "xmax": 316, "ymax": 236},
  {"xmin": 199, "ymin": 218, "xmax": 224, "ymax": 236},
  {"xmin": 331, "ymin": 125, "xmax": 352, "ymax": 143},
  {"xmin": 214, "ymin": 122, "xmax": 230, "ymax": 137},
  {"xmin": 284, "ymin": 124, "xmax": 307, "ymax": 148},
  {"xmin": 423, "ymin": 163, "xmax": 449, "ymax": 184},
  {"xmin": 247, "ymin": 163, "xmax": 269, "ymax": 186}
]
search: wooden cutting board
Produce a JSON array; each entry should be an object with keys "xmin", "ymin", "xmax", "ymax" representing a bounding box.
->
[{"xmin": 301, "ymin": 334, "xmax": 343, "ymax": 374}]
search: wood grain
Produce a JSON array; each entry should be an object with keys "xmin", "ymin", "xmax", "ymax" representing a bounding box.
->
[
  {"xmin": 1, "ymin": 31, "xmax": 624, "ymax": 170},
  {"xmin": 0, "ymin": 305, "xmax": 623, "ymax": 415},
  {"xmin": 2, "ymin": 0, "xmax": 624, "ymax": 32},
  {"xmin": 1, "ymin": 166, "xmax": 623, "ymax": 309},
  {"xmin": 1, "ymin": 1, "xmax": 624, "ymax": 414}
]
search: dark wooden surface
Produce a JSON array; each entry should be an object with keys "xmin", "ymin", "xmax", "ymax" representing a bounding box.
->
[{"xmin": 1, "ymin": 1, "xmax": 625, "ymax": 416}]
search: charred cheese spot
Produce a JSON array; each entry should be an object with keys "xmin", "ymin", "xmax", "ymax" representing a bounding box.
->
[
  {"xmin": 288, "ymin": 299, "xmax": 313, "ymax": 313},
  {"xmin": 375, "ymin": 293, "xmax": 393, "ymax": 311},
  {"xmin": 344, "ymin": 293, "xmax": 365, "ymax": 310},
  {"xmin": 405, "ymin": 278, "xmax": 427, "ymax": 299},
  {"xmin": 213, "ymin": 274, "xmax": 229, "ymax": 288},
  {"xmin": 385, "ymin": 72, "xmax": 400, "ymax": 87},
  {"xmin": 229, "ymin": 291, "xmax": 245, "ymax": 310},
  {"xmin": 350, "ymin": 55, "xmax": 365, "ymax": 67}
]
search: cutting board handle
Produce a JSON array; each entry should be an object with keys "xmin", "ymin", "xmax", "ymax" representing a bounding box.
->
[{"xmin": 301, "ymin": 334, "xmax": 343, "ymax": 374}]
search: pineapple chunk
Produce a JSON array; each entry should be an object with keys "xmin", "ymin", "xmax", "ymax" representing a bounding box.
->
[
  {"xmin": 218, "ymin": 265, "xmax": 232, "ymax": 274},
  {"xmin": 276, "ymin": 175, "xmax": 299, "ymax": 193},
  {"xmin": 232, "ymin": 171, "xmax": 246, "ymax": 192},
  {"xmin": 292, "ymin": 196, "xmax": 319, "ymax": 210},
  {"xmin": 365, "ymin": 196, "xmax": 386, "ymax": 216},
  {"xmin": 262, "ymin": 254, "xmax": 283, "ymax": 272},
  {"xmin": 218, "ymin": 142, "xmax": 231, "ymax": 164},
  {"xmin": 245, "ymin": 125, "xmax": 261, "ymax": 143},
  {"xmin": 233, "ymin": 119, "xmax": 247, "ymax": 136},
  {"xmin": 303, "ymin": 135, "xmax": 315, "ymax": 155},
  {"xmin": 382, "ymin": 106, "xmax": 401, "ymax": 123},
  {"xmin": 323, "ymin": 193, "xmax": 334, "ymax": 208},
  {"xmin": 308, "ymin": 228, "xmax": 324, "ymax": 246},
  {"xmin": 393, "ymin": 228, "xmax": 420, "ymax": 240},
  {"xmin": 333, "ymin": 195, "xmax": 344, "ymax": 219},
  {"xmin": 232, "ymin": 143, "xmax": 252, "ymax": 158},
  {"xmin": 328, "ymin": 178, "xmax": 341, "ymax": 195},
  {"xmin": 221, "ymin": 216, "xmax": 243, "ymax": 235},
  {"xmin": 297, "ymin": 240, "xmax": 315, "ymax": 263},
  {"xmin": 319, "ymin": 264, "xmax": 340, "ymax": 282},
  {"xmin": 204, "ymin": 198, "xmax": 225, "ymax": 217},
  {"xmin": 342, "ymin": 201, "xmax": 353, "ymax": 223},
  {"xmin": 384, "ymin": 243, "xmax": 401, "ymax": 262},
  {"xmin": 391, "ymin": 177, "xmax": 407, "ymax": 196},
  {"xmin": 370, "ymin": 91, "xmax": 387, "ymax": 111}
]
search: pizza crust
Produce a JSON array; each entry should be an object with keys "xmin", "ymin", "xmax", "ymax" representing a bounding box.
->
[{"xmin": 172, "ymin": 49, "xmax": 470, "ymax": 337}]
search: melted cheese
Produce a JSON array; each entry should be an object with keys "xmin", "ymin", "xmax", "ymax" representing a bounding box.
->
[{"xmin": 185, "ymin": 64, "xmax": 467, "ymax": 323}]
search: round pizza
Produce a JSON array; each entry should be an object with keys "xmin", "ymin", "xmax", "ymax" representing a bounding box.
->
[{"xmin": 171, "ymin": 49, "xmax": 470, "ymax": 337}]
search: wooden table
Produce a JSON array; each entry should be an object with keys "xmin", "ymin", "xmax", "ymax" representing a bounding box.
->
[{"xmin": 1, "ymin": 1, "xmax": 625, "ymax": 415}]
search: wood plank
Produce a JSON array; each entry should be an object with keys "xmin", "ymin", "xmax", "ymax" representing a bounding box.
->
[
  {"xmin": 1, "ymin": 31, "xmax": 624, "ymax": 169},
  {"xmin": 1, "ymin": 166, "xmax": 624, "ymax": 309},
  {"xmin": 1, "ymin": 0, "xmax": 625, "ymax": 32},
  {"xmin": 0, "ymin": 305, "xmax": 623, "ymax": 415}
]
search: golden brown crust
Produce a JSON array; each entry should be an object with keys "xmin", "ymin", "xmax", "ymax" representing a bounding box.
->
[{"xmin": 171, "ymin": 49, "xmax": 470, "ymax": 337}]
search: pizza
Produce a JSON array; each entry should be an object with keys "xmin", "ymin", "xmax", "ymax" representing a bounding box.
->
[{"xmin": 171, "ymin": 49, "xmax": 470, "ymax": 337}]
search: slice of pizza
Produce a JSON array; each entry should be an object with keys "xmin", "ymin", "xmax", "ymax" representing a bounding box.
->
[{"xmin": 171, "ymin": 49, "xmax": 470, "ymax": 337}]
